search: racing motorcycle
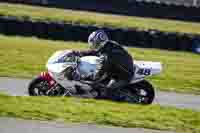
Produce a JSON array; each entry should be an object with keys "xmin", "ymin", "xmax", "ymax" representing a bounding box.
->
[{"xmin": 28, "ymin": 50, "xmax": 162, "ymax": 104}]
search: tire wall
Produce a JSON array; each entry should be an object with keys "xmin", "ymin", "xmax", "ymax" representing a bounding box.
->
[
  {"xmin": 0, "ymin": 16, "xmax": 199, "ymax": 52},
  {"xmin": 1, "ymin": 0, "xmax": 200, "ymax": 22}
]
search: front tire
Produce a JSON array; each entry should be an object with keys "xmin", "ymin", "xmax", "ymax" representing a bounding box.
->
[{"xmin": 28, "ymin": 76, "xmax": 49, "ymax": 96}]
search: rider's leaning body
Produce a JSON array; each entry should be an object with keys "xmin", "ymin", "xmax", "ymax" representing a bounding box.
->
[{"xmin": 70, "ymin": 30, "xmax": 135, "ymax": 90}]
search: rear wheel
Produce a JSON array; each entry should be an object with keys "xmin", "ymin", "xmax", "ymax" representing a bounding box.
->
[
  {"xmin": 112, "ymin": 80, "xmax": 155, "ymax": 104},
  {"xmin": 28, "ymin": 76, "xmax": 49, "ymax": 96}
]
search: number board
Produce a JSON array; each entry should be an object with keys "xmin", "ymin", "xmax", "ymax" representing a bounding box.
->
[{"xmin": 136, "ymin": 68, "xmax": 151, "ymax": 76}]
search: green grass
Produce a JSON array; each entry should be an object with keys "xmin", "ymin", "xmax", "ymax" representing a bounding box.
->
[
  {"xmin": 0, "ymin": 2, "xmax": 200, "ymax": 34},
  {"xmin": 0, "ymin": 94, "xmax": 199, "ymax": 133},
  {"xmin": 0, "ymin": 35, "xmax": 200, "ymax": 94}
]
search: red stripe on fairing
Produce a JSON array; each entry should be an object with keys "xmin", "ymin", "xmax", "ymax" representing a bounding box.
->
[{"xmin": 40, "ymin": 71, "xmax": 56, "ymax": 88}]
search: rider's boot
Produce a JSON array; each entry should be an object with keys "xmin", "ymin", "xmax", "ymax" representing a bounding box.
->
[{"xmin": 106, "ymin": 79, "xmax": 128, "ymax": 100}]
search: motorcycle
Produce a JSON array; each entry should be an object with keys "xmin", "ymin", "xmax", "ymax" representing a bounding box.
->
[{"xmin": 28, "ymin": 50, "xmax": 162, "ymax": 104}]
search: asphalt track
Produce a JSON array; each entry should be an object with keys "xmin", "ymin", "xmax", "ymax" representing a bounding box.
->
[
  {"xmin": 0, "ymin": 117, "xmax": 174, "ymax": 133},
  {"xmin": 0, "ymin": 77, "xmax": 200, "ymax": 110}
]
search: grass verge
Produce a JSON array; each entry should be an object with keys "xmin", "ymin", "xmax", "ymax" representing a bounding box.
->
[
  {"xmin": 0, "ymin": 35, "xmax": 200, "ymax": 94},
  {"xmin": 0, "ymin": 94, "xmax": 199, "ymax": 133},
  {"xmin": 0, "ymin": 2, "xmax": 200, "ymax": 34}
]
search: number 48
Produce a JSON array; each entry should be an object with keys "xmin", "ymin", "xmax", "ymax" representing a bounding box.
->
[{"xmin": 137, "ymin": 68, "xmax": 151, "ymax": 76}]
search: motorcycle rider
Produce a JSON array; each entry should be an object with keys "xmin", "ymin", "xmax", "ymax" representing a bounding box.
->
[{"xmin": 68, "ymin": 30, "xmax": 135, "ymax": 98}]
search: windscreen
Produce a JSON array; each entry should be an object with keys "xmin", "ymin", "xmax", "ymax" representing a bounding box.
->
[{"xmin": 47, "ymin": 50, "xmax": 76, "ymax": 64}]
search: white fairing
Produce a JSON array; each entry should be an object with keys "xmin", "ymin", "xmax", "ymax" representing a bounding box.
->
[
  {"xmin": 46, "ymin": 50, "xmax": 162, "ymax": 88},
  {"xmin": 47, "ymin": 50, "xmax": 76, "ymax": 73},
  {"xmin": 46, "ymin": 50, "xmax": 78, "ymax": 88},
  {"xmin": 78, "ymin": 56, "xmax": 100, "ymax": 78},
  {"xmin": 46, "ymin": 51, "xmax": 100, "ymax": 88},
  {"xmin": 133, "ymin": 61, "xmax": 162, "ymax": 80}
]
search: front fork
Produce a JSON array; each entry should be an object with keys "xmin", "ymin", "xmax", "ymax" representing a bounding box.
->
[
  {"xmin": 40, "ymin": 71, "xmax": 60, "ymax": 95},
  {"xmin": 40, "ymin": 71, "xmax": 73, "ymax": 96},
  {"xmin": 40, "ymin": 71, "xmax": 56, "ymax": 88}
]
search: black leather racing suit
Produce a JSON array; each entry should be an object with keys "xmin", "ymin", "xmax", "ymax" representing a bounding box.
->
[{"xmin": 73, "ymin": 41, "xmax": 134, "ymax": 93}]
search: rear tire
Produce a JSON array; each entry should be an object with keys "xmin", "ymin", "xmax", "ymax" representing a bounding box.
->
[
  {"xmin": 28, "ymin": 76, "xmax": 49, "ymax": 96},
  {"xmin": 130, "ymin": 80, "xmax": 155, "ymax": 104},
  {"xmin": 112, "ymin": 80, "xmax": 155, "ymax": 104}
]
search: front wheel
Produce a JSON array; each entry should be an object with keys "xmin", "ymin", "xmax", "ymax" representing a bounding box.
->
[
  {"xmin": 28, "ymin": 76, "xmax": 49, "ymax": 96},
  {"xmin": 112, "ymin": 80, "xmax": 155, "ymax": 104}
]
